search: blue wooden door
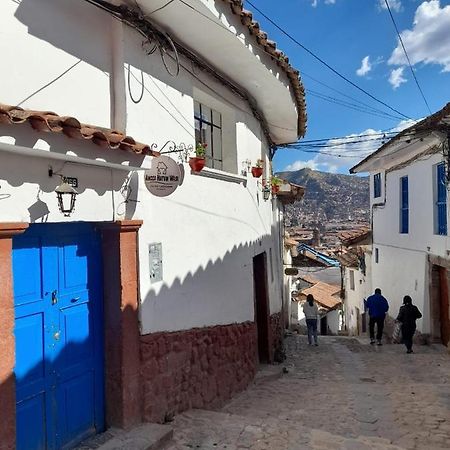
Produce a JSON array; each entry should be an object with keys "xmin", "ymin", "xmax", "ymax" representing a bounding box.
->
[{"xmin": 13, "ymin": 223, "xmax": 104, "ymax": 450}]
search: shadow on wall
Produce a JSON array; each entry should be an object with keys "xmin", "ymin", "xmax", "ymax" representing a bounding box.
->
[
  {"xmin": 0, "ymin": 124, "xmax": 144, "ymax": 221},
  {"xmin": 13, "ymin": 0, "xmax": 264, "ymax": 140},
  {"xmin": 138, "ymin": 224, "xmax": 286, "ymax": 423}
]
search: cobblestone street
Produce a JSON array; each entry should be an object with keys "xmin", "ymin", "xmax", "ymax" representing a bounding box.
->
[{"xmin": 166, "ymin": 335, "xmax": 450, "ymax": 450}]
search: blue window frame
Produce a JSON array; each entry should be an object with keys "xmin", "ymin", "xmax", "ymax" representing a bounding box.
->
[
  {"xmin": 400, "ymin": 176, "xmax": 409, "ymax": 234},
  {"xmin": 373, "ymin": 173, "xmax": 381, "ymax": 198},
  {"xmin": 436, "ymin": 162, "xmax": 447, "ymax": 235}
]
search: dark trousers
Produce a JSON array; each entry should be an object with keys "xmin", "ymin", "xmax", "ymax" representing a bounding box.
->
[
  {"xmin": 306, "ymin": 318, "xmax": 318, "ymax": 344},
  {"xmin": 402, "ymin": 325, "xmax": 416, "ymax": 351},
  {"xmin": 369, "ymin": 315, "xmax": 385, "ymax": 340}
]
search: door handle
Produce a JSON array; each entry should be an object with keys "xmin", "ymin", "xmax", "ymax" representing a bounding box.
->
[
  {"xmin": 53, "ymin": 331, "xmax": 61, "ymax": 341},
  {"xmin": 51, "ymin": 290, "xmax": 58, "ymax": 305}
]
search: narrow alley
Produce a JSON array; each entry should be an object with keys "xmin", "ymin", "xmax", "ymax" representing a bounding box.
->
[{"xmin": 166, "ymin": 336, "xmax": 450, "ymax": 450}]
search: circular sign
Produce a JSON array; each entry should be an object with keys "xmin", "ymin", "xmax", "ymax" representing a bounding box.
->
[{"xmin": 144, "ymin": 155, "xmax": 181, "ymax": 197}]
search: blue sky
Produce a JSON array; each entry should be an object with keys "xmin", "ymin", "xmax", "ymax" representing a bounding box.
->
[{"xmin": 245, "ymin": 0, "xmax": 450, "ymax": 174}]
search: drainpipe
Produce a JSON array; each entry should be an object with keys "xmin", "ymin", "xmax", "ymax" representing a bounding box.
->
[{"xmin": 110, "ymin": 17, "xmax": 127, "ymax": 132}]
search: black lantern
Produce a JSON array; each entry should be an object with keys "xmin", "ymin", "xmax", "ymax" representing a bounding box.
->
[
  {"xmin": 262, "ymin": 185, "xmax": 271, "ymax": 201},
  {"xmin": 55, "ymin": 178, "xmax": 78, "ymax": 216}
]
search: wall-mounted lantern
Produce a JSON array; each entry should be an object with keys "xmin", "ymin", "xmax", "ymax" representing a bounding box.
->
[
  {"xmin": 55, "ymin": 178, "xmax": 78, "ymax": 216},
  {"xmin": 262, "ymin": 185, "xmax": 271, "ymax": 201}
]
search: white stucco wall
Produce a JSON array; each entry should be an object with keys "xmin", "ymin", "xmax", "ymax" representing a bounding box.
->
[
  {"xmin": 0, "ymin": 0, "xmax": 288, "ymax": 334},
  {"xmin": 368, "ymin": 152, "xmax": 449, "ymax": 333},
  {"xmin": 344, "ymin": 253, "xmax": 372, "ymax": 335}
]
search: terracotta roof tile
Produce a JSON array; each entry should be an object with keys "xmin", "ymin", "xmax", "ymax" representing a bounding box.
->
[
  {"xmin": 0, "ymin": 104, "xmax": 159, "ymax": 157},
  {"xmin": 339, "ymin": 228, "xmax": 371, "ymax": 246},
  {"xmin": 299, "ymin": 281, "xmax": 342, "ymax": 310},
  {"xmin": 222, "ymin": 0, "xmax": 307, "ymax": 138}
]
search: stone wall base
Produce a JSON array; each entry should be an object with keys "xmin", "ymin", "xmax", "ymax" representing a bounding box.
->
[
  {"xmin": 140, "ymin": 322, "xmax": 257, "ymax": 423},
  {"xmin": 269, "ymin": 312, "xmax": 285, "ymax": 362}
]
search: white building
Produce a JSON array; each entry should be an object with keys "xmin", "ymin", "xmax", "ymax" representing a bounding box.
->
[
  {"xmin": 338, "ymin": 229, "xmax": 372, "ymax": 336},
  {"xmin": 350, "ymin": 103, "xmax": 450, "ymax": 345},
  {"xmin": 0, "ymin": 1, "xmax": 306, "ymax": 448}
]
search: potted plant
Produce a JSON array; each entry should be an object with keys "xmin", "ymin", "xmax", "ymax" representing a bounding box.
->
[
  {"xmin": 189, "ymin": 142, "xmax": 207, "ymax": 172},
  {"xmin": 251, "ymin": 159, "xmax": 264, "ymax": 178},
  {"xmin": 271, "ymin": 175, "xmax": 282, "ymax": 194}
]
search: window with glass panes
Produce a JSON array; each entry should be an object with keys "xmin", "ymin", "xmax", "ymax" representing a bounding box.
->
[
  {"xmin": 194, "ymin": 101, "xmax": 223, "ymax": 170},
  {"xmin": 436, "ymin": 162, "xmax": 447, "ymax": 235}
]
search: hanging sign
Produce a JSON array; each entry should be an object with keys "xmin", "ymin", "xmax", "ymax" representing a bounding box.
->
[{"xmin": 144, "ymin": 155, "xmax": 181, "ymax": 197}]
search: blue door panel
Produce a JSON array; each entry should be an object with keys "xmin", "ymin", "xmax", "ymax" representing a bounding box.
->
[
  {"xmin": 16, "ymin": 392, "xmax": 47, "ymax": 450},
  {"xmin": 60, "ymin": 240, "xmax": 89, "ymax": 293},
  {"xmin": 57, "ymin": 371, "xmax": 96, "ymax": 449},
  {"xmin": 13, "ymin": 223, "xmax": 104, "ymax": 450},
  {"xmin": 56, "ymin": 304, "xmax": 94, "ymax": 377},
  {"xmin": 13, "ymin": 238, "xmax": 43, "ymax": 306}
]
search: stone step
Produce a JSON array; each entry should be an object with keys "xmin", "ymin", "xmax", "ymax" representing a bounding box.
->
[
  {"xmin": 167, "ymin": 409, "xmax": 407, "ymax": 450},
  {"xmin": 75, "ymin": 423, "xmax": 173, "ymax": 450}
]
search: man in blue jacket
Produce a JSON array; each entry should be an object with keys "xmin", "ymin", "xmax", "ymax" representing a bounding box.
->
[{"xmin": 365, "ymin": 288, "xmax": 389, "ymax": 345}]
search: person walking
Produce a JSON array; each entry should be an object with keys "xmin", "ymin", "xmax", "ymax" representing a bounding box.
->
[
  {"xmin": 365, "ymin": 288, "xmax": 389, "ymax": 345},
  {"xmin": 303, "ymin": 294, "xmax": 319, "ymax": 346},
  {"xmin": 396, "ymin": 295, "xmax": 422, "ymax": 354}
]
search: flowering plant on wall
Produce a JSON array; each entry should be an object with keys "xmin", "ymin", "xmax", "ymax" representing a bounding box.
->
[
  {"xmin": 271, "ymin": 175, "xmax": 283, "ymax": 194},
  {"xmin": 189, "ymin": 142, "xmax": 207, "ymax": 172},
  {"xmin": 251, "ymin": 159, "xmax": 264, "ymax": 178}
]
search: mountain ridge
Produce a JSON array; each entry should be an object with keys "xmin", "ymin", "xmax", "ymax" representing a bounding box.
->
[{"xmin": 276, "ymin": 168, "xmax": 369, "ymax": 225}]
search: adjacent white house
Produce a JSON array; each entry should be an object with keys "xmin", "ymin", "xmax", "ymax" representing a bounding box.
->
[
  {"xmin": 0, "ymin": 1, "xmax": 307, "ymax": 448},
  {"xmin": 350, "ymin": 103, "xmax": 450, "ymax": 345},
  {"xmin": 338, "ymin": 228, "xmax": 372, "ymax": 336}
]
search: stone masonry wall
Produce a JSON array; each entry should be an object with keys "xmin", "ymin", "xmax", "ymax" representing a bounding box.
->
[
  {"xmin": 140, "ymin": 322, "xmax": 257, "ymax": 423},
  {"xmin": 269, "ymin": 312, "xmax": 284, "ymax": 362}
]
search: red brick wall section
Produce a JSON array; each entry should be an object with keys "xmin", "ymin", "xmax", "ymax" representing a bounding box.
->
[{"xmin": 140, "ymin": 322, "xmax": 257, "ymax": 423}]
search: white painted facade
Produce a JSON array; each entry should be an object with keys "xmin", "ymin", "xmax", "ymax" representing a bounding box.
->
[
  {"xmin": 352, "ymin": 126, "xmax": 449, "ymax": 336},
  {"xmin": 0, "ymin": 1, "xmax": 302, "ymax": 334},
  {"xmin": 343, "ymin": 253, "xmax": 372, "ymax": 336}
]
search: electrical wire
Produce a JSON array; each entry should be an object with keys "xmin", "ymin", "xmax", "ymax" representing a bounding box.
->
[
  {"xmin": 245, "ymin": 0, "xmax": 412, "ymax": 121},
  {"xmin": 17, "ymin": 59, "xmax": 82, "ymax": 106},
  {"xmin": 302, "ymin": 71, "xmax": 400, "ymax": 118},
  {"xmin": 383, "ymin": 0, "xmax": 432, "ymax": 115},
  {"xmin": 307, "ymin": 90, "xmax": 404, "ymax": 121},
  {"xmin": 127, "ymin": 64, "xmax": 145, "ymax": 104}
]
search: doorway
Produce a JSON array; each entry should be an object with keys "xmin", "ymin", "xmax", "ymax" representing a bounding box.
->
[
  {"xmin": 253, "ymin": 253, "xmax": 270, "ymax": 363},
  {"xmin": 320, "ymin": 316, "xmax": 328, "ymax": 335},
  {"xmin": 431, "ymin": 265, "xmax": 450, "ymax": 346},
  {"xmin": 13, "ymin": 223, "xmax": 104, "ymax": 449}
]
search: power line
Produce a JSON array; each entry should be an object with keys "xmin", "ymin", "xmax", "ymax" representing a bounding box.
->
[
  {"xmin": 17, "ymin": 60, "xmax": 82, "ymax": 107},
  {"xmin": 245, "ymin": 0, "xmax": 413, "ymax": 120},
  {"xmin": 383, "ymin": 0, "xmax": 432, "ymax": 115},
  {"xmin": 307, "ymin": 90, "xmax": 404, "ymax": 121}
]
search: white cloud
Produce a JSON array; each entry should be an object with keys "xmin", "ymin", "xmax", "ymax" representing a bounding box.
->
[
  {"xmin": 389, "ymin": 67, "xmax": 407, "ymax": 89},
  {"xmin": 310, "ymin": 0, "xmax": 335, "ymax": 7},
  {"xmin": 285, "ymin": 159, "xmax": 319, "ymax": 171},
  {"xmin": 356, "ymin": 56, "xmax": 372, "ymax": 77},
  {"xmin": 378, "ymin": 0, "xmax": 402, "ymax": 13},
  {"xmin": 388, "ymin": 1, "xmax": 450, "ymax": 72},
  {"xmin": 283, "ymin": 120, "xmax": 418, "ymax": 174}
]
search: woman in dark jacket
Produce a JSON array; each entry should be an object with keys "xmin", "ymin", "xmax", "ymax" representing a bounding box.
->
[{"xmin": 396, "ymin": 295, "xmax": 422, "ymax": 354}]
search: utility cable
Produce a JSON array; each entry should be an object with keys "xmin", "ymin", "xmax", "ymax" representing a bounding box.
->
[
  {"xmin": 245, "ymin": 0, "xmax": 412, "ymax": 120},
  {"xmin": 383, "ymin": 0, "xmax": 431, "ymax": 115},
  {"xmin": 17, "ymin": 59, "xmax": 82, "ymax": 107}
]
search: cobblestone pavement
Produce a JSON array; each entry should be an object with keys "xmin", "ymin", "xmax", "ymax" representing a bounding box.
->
[{"xmin": 165, "ymin": 335, "xmax": 450, "ymax": 450}]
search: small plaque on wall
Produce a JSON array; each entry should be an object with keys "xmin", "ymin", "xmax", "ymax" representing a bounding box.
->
[{"xmin": 149, "ymin": 243, "xmax": 163, "ymax": 283}]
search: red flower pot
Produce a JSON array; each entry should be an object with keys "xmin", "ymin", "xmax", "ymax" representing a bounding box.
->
[
  {"xmin": 189, "ymin": 157, "xmax": 206, "ymax": 172},
  {"xmin": 251, "ymin": 167, "xmax": 263, "ymax": 178},
  {"xmin": 271, "ymin": 185, "xmax": 280, "ymax": 194}
]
